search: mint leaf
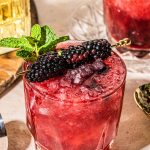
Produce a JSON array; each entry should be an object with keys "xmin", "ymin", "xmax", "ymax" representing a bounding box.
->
[
  {"xmin": 16, "ymin": 49, "xmax": 32, "ymax": 58},
  {"xmin": 39, "ymin": 25, "xmax": 57, "ymax": 46},
  {"xmin": 24, "ymin": 36, "xmax": 38, "ymax": 46},
  {"xmin": 39, "ymin": 35, "xmax": 69, "ymax": 54},
  {"xmin": 16, "ymin": 50, "xmax": 36, "ymax": 61},
  {"xmin": 43, "ymin": 25, "xmax": 57, "ymax": 41},
  {"xmin": 0, "ymin": 37, "xmax": 22, "ymax": 48},
  {"xmin": 18, "ymin": 37, "xmax": 33, "ymax": 51},
  {"xmin": 31, "ymin": 24, "xmax": 41, "ymax": 41},
  {"xmin": 0, "ymin": 37, "xmax": 33, "ymax": 51},
  {"xmin": 55, "ymin": 35, "xmax": 70, "ymax": 44}
]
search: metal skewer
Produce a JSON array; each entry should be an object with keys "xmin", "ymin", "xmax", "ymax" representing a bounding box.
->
[{"xmin": 111, "ymin": 38, "xmax": 131, "ymax": 48}]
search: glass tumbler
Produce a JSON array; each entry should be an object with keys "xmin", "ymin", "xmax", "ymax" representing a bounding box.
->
[
  {"xmin": 23, "ymin": 40, "xmax": 126, "ymax": 150},
  {"xmin": 103, "ymin": 0, "xmax": 150, "ymax": 55}
]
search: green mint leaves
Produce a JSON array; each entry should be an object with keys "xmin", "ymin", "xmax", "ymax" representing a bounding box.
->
[
  {"xmin": 0, "ymin": 24, "xmax": 69, "ymax": 61},
  {"xmin": 31, "ymin": 24, "xmax": 41, "ymax": 41}
]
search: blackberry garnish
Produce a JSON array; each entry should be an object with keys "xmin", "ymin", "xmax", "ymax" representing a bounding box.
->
[
  {"xmin": 26, "ymin": 52, "xmax": 67, "ymax": 82},
  {"xmin": 61, "ymin": 45, "xmax": 87, "ymax": 68},
  {"xmin": 61, "ymin": 39, "xmax": 111, "ymax": 68},
  {"xmin": 26, "ymin": 39, "xmax": 112, "ymax": 82},
  {"xmin": 83, "ymin": 39, "xmax": 112, "ymax": 59},
  {"xmin": 25, "ymin": 38, "xmax": 131, "ymax": 82}
]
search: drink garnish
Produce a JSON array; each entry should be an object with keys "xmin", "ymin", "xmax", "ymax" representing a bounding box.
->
[
  {"xmin": 26, "ymin": 52, "xmax": 67, "ymax": 82},
  {"xmin": 25, "ymin": 38, "xmax": 131, "ymax": 82},
  {"xmin": 111, "ymin": 38, "xmax": 131, "ymax": 48},
  {"xmin": 0, "ymin": 24, "xmax": 131, "ymax": 82},
  {"xmin": 25, "ymin": 39, "xmax": 112, "ymax": 82}
]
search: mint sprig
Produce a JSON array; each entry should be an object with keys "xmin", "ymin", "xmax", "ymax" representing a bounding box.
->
[{"xmin": 0, "ymin": 24, "xmax": 70, "ymax": 61}]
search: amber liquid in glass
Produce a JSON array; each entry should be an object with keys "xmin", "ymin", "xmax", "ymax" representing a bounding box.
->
[{"xmin": 0, "ymin": 0, "xmax": 31, "ymax": 38}]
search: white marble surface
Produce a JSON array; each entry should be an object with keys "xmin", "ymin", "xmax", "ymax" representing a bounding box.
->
[{"xmin": 0, "ymin": 0, "xmax": 150, "ymax": 150}]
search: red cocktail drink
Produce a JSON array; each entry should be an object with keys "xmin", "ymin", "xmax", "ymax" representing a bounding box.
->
[
  {"xmin": 24, "ymin": 41, "xmax": 126, "ymax": 150},
  {"xmin": 103, "ymin": 0, "xmax": 150, "ymax": 52}
]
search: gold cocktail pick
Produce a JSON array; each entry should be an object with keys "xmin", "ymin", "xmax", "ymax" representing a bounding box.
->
[{"xmin": 111, "ymin": 38, "xmax": 131, "ymax": 48}]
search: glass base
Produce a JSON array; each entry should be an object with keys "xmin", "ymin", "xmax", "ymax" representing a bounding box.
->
[
  {"xmin": 35, "ymin": 141, "xmax": 113, "ymax": 150},
  {"xmin": 35, "ymin": 141, "xmax": 48, "ymax": 150}
]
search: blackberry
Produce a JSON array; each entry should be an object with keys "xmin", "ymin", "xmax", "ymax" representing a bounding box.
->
[
  {"xmin": 61, "ymin": 45, "xmax": 87, "ymax": 68},
  {"xmin": 26, "ymin": 52, "xmax": 67, "ymax": 82},
  {"xmin": 82, "ymin": 39, "xmax": 111, "ymax": 59},
  {"xmin": 61, "ymin": 39, "xmax": 111, "ymax": 68}
]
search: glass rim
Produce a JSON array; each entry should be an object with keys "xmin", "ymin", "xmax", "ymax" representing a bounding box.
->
[{"xmin": 23, "ymin": 51, "xmax": 126, "ymax": 103}]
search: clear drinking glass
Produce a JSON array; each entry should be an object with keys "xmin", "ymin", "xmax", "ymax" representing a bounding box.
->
[
  {"xmin": 23, "ymin": 40, "xmax": 126, "ymax": 150},
  {"xmin": 0, "ymin": 0, "xmax": 31, "ymax": 38},
  {"xmin": 103, "ymin": 0, "xmax": 150, "ymax": 55}
]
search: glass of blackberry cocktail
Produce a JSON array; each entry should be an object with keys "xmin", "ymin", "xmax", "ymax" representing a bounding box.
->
[
  {"xmin": 0, "ymin": 24, "xmax": 128, "ymax": 150},
  {"xmin": 23, "ymin": 39, "xmax": 126, "ymax": 150},
  {"xmin": 103, "ymin": 0, "xmax": 150, "ymax": 53}
]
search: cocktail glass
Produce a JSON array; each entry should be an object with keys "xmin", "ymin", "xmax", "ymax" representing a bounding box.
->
[
  {"xmin": 23, "ymin": 41, "xmax": 126, "ymax": 150},
  {"xmin": 103, "ymin": 0, "xmax": 150, "ymax": 56}
]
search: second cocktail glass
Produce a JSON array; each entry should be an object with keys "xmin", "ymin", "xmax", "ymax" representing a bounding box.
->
[{"xmin": 103, "ymin": 0, "xmax": 150, "ymax": 55}]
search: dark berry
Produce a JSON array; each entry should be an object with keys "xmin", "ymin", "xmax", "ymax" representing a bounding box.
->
[{"xmin": 26, "ymin": 53, "xmax": 67, "ymax": 82}]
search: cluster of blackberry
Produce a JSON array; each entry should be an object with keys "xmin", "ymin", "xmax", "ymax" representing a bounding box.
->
[
  {"xmin": 26, "ymin": 53, "xmax": 67, "ymax": 82},
  {"xmin": 26, "ymin": 39, "xmax": 112, "ymax": 82}
]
